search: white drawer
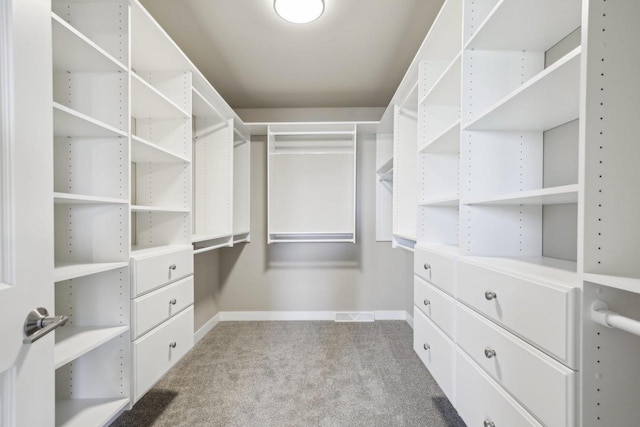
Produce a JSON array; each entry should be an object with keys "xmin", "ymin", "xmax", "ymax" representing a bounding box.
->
[
  {"xmin": 457, "ymin": 260, "xmax": 579, "ymax": 367},
  {"xmin": 131, "ymin": 246, "xmax": 193, "ymax": 297},
  {"xmin": 456, "ymin": 303, "xmax": 576, "ymax": 427},
  {"xmin": 132, "ymin": 276, "xmax": 194, "ymax": 339},
  {"xmin": 456, "ymin": 349, "xmax": 542, "ymax": 427},
  {"xmin": 414, "ymin": 247, "xmax": 455, "ymax": 295},
  {"xmin": 413, "ymin": 307, "xmax": 455, "ymax": 401},
  {"xmin": 414, "ymin": 276, "xmax": 455, "ymax": 339},
  {"xmin": 133, "ymin": 306, "xmax": 193, "ymax": 402}
]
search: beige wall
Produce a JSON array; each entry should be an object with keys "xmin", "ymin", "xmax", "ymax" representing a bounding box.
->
[{"xmin": 193, "ymin": 133, "xmax": 413, "ymax": 329}]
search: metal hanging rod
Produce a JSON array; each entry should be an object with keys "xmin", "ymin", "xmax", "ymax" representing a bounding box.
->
[{"xmin": 592, "ymin": 301, "xmax": 640, "ymax": 337}]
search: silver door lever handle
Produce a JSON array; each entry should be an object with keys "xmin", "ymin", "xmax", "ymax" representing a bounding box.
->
[{"xmin": 23, "ymin": 307, "xmax": 69, "ymax": 344}]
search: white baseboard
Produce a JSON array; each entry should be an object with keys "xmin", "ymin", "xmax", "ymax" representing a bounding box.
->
[
  {"xmin": 219, "ymin": 310, "xmax": 409, "ymax": 322},
  {"xmin": 405, "ymin": 311, "xmax": 414, "ymax": 329},
  {"xmin": 194, "ymin": 312, "xmax": 222, "ymax": 343}
]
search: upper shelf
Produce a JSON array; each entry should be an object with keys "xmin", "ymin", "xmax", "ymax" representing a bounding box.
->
[
  {"xmin": 462, "ymin": 184, "xmax": 579, "ymax": 206},
  {"xmin": 55, "ymin": 325, "xmax": 129, "ymax": 370},
  {"xmin": 52, "ymin": 13, "xmax": 126, "ymax": 73},
  {"xmin": 53, "ymin": 103, "xmax": 127, "ymax": 139},
  {"xmin": 419, "ymin": 120, "xmax": 460, "ymax": 154},
  {"xmin": 465, "ymin": 0, "xmax": 582, "ymax": 51},
  {"xmin": 419, "ymin": 53, "xmax": 461, "ymax": 107},
  {"xmin": 465, "ymin": 47, "xmax": 581, "ymax": 131},
  {"xmin": 131, "ymin": 135, "xmax": 190, "ymax": 163},
  {"xmin": 192, "ymin": 87, "xmax": 225, "ymax": 121},
  {"xmin": 131, "ymin": 73, "xmax": 190, "ymax": 120}
]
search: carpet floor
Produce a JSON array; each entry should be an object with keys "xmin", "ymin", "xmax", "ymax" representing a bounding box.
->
[{"xmin": 112, "ymin": 321, "xmax": 465, "ymax": 427}]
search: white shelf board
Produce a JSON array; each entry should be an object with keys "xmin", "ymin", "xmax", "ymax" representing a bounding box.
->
[
  {"xmin": 193, "ymin": 242, "xmax": 233, "ymax": 254},
  {"xmin": 419, "ymin": 120, "xmax": 460, "ymax": 154},
  {"xmin": 192, "ymin": 87, "xmax": 225, "ymax": 121},
  {"xmin": 393, "ymin": 232, "xmax": 417, "ymax": 242},
  {"xmin": 54, "ymin": 193, "xmax": 128, "ymax": 205},
  {"xmin": 131, "ymin": 205, "xmax": 189, "ymax": 213},
  {"xmin": 191, "ymin": 233, "xmax": 232, "ymax": 244},
  {"xmin": 463, "ymin": 184, "xmax": 579, "ymax": 206},
  {"xmin": 419, "ymin": 196, "xmax": 459, "ymax": 207},
  {"xmin": 465, "ymin": 0, "xmax": 582, "ymax": 51},
  {"xmin": 465, "ymin": 47, "xmax": 581, "ymax": 131},
  {"xmin": 415, "ymin": 242, "xmax": 460, "ymax": 258},
  {"xmin": 131, "ymin": 135, "xmax": 189, "ymax": 163},
  {"xmin": 55, "ymin": 325, "xmax": 129, "ymax": 369},
  {"xmin": 376, "ymin": 157, "xmax": 393, "ymax": 176},
  {"xmin": 131, "ymin": 73, "xmax": 190, "ymax": 120},
  {"xmin": 52, "ymin": 13, "xmax": 126, "ymax": 73},
  {"xmin": 56, "ymin": 398, "xmax": 129, "ymax": 427},
  {"xmin": 461, "ymin": 255, "xmax": 579, "ymax": 288},
  {"xmin": 419, "ymin": 53, "xmax": 461, "ymax": 106},
  {"xmin": 130, "ymin": 244, "xmax": 192, "ymax": 259},
  {"xmin": 54, "ymin": 262, "xmax": 129, "ymax": 283},
  {"xmin": 53, "ymin": 103, "xmax": 127, "ymax": 138},
  {"xmin": 583, "ymin": 274, "xmax": 640, "ymax": 294}
]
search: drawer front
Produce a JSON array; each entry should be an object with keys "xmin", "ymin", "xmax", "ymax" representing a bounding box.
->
[
  {"xmin": 456, "ymin": 303, "xmax": 576, "ymax": 427},
  {"xmin": 456, "ymin": 349, "xmax": 542, "ymax": 427},
  {"xmin": 414, "ymin": 247, "xmax": 455, "ymax": 295},
  {"xmin": 457, "ymin": 260, "xmax": 578, "ymax": 367},
  {"xmin": 132, "ymin": 276, "xmax": 194, "ymax": 339},
  {"xmin": 132, "ymin": 247, "xmax": 193, "ymax": 297},
  {"xmin": 133, "ymin": 306, "xmax": 193, "ymax": 401},
  {"xmin": 413, "ymin": 307, "xmax": 454, "ymax": 401},
  {"xmin": 414, "ymin": 276, "xmax": 455, "ymax": 338}
]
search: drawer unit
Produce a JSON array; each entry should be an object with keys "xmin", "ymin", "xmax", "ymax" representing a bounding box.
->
[
  {"xmin": 131, "ymin": 246, "xmax": 194, "ymax": 297},
  {"xmin": 133, "ymin": 306, "xmax": 194, "ymax": 402},
  {"xmin": 457, "ymin": 260, "xmax": 579, "ymax": 367},
  {"xmin": 413, "ymin": 307, "xmax": 455, "ymax": 401},
  {"xmin": 456, "ymin": 303, "xmax": 576, "ymax": 427},
  {"xmin": 132, "ymin": 276, "xmax": 194, "ymax": 339},
  {"xmin": 414, "ymin": 246, "xmax": 455, "ymax": 295},
  {"xmin": 456, "ymin": 349, "xmax": 542, "ymax": 427},
  {"xmin": 414, "ymin": 276, "xmax": 455, "ymax": 338}
]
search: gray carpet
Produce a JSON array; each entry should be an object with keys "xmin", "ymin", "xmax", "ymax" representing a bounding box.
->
[{"xmin": 112, "ymin": 321, "xmax": 465, "ymax": 427}]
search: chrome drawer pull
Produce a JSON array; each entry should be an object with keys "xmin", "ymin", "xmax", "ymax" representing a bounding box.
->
[
  {"xmin": 169, "ymin": 264, "xmax": 177, "ymax": 270},
  {"xmin": 169, "ymin": 342, "xmax": 177, "ymax": 348},
  {"xmin": 424, "ymin": 263, "xmax": 431, "ymax": 270},
  {"xmin": 484, "ymin": 347, "xmax": 496, "ymax": 359},
  {"xmin": 484, "ymin": 420, "xmax": 495, "ymax": 427},
  {"xmin": 423, "ymin": 299, "xmax": 430, "ymax": 306},
  {"xmin": 423, "ymin": 343, "xmax": 430, "ymax": 351},
  {"xmin": 484, "ymin": 290, "xmax": 497, "ymax": 300},
  {"xmin": 169, "ymin": 299, "xmax": 177, "ymax": 305}
]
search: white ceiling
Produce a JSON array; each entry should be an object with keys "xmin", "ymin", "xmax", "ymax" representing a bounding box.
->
[{"xmin": 139, "ymin": 0, "xmax": 444, "ymax": 109}]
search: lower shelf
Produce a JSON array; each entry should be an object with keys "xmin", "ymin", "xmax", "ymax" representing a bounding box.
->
[
  {"xmin": 56, "ymin": 397, "xmax": 129, "ymax": 427},
  {"xmin": 55, "ymin": 325, "xmax": 129, "ymax": 369}
]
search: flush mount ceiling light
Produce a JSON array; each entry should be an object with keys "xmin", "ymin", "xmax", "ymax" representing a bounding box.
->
[{"xmin": 274, "ymin": 0, "xmax": 325, "ymax": 24}]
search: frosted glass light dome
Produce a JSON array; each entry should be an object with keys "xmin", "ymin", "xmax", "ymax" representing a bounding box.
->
[{"xmin": 274, "ymin": 0, "xmax": 325, "ymax": 24}]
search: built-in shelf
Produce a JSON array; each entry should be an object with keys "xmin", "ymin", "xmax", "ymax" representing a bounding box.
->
[
  {"xmin": 583, "ymin": 274, "xmax": 640, "ymax": 294},
  {"xmin": 54, "ymin": 262, "xmax": 129, "ymax": 283},
  {"xmin": 419, "ymin": 120, "xmax": 460, "ymax": 153},
  {"xmin": 192, "ymin": 87, "xmax": 225, "ymax": 120},
  {"xmin": 131, "ymin": 205, "xmax": 189, "ymax": 213},
  {"xmin": 54, "ymin": 193, "xmax": 128, "ymax": 205},
  {"xmin": 419, "ymin": 53, "xmax": 461, "ymax": 106},
  {"xmin": 376, "ymin": 157, "xmax": 394, "ymax": 176},
  {"xmin": 131, "ymin": 135, "xmax": 189, "ymax": 163},
  {"xmin": 131, "ymin": 73, "xmax": 190, "ymax": 120},
  {"xmin": 191, "ymin": 233, "xmax": 232, "ymax": 244},
  {"xmin": 465, "ymin": 0, "xmax": 582, "ymax": 51},
  {"xmin": 415, "ymin": 242, "xmax": 460, "ymax": 258},
  {"xmin": 56, "ymin": 398, "xmax": 129, "ymax": 427},
  {"xmin": 193, "ymin": 242, "xmax": 232, "ymax": 255},
  {"xmin": 465, "ymin": 47, "xmax": 581, "ymax": 131},
  {"xmin": 268, "ymin": 233, "xmax": 355, "ymax": 244},
  {"xmin": 130, "ymin": 244, "xmax": 192, "ymax": 259},
  {"xmin": 53, "ymin": 103, "xmax": 127, "ymax": 138},
  {"xmin": 55, "ymin": 326, "xmax": 129, "ymax": 370},
  {"xmin": 393, "ymin": 232, "xmax": 417, "ymax": 243},
  {"xmin": 463, "ymin": 184, "xmax": 579, "ymax": 206},
  {"xmin": 419, "ymin": 196, "xmax": 459, "ymax": 207},
  {"xmin": 462, "ymin": 255, "xmax": 580, "ymax": 287},
  {"xmin": 52, "ymin": 13, "xmax": 127, "ymax": 73}
]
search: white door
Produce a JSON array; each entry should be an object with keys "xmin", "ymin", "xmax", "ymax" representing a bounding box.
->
[{"xmin": 0, "ymin": 0, "xmax": 55, "ymax": 425}]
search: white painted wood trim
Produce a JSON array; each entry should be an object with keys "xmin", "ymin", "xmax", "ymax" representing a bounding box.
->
[
  {"xmin": 193, "ymin": 312, "xmax": 221, "ymax": 344},
  {"xmin": 405, "ymin": 312, "xmax": 414, "ymax": 329},
  {"xmin": 218, "ymin": 311, "xmax": 409, "ymax": 322}
]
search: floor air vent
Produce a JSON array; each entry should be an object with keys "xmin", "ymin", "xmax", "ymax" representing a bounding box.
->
[{"xmin": 335, "ymin": 312, "xmax": 375, "ymax": 322}]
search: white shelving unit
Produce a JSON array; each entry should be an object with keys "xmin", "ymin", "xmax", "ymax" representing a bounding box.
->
[
  {"xmin": 51, "ymin": 1, "xmax": 132, "ymax": 424},
  {"xmin": 375, "ymin": 133, "xmax": 393, "ymax": 242},
  {"xmin": 268, "ymin": 124, "xmax": 357, "ymax": 244},
  {"xmin": 233, "ymin": 129, "xmax": 251, "ymax": 243}
]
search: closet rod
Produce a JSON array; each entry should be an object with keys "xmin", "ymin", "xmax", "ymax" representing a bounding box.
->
[{"xmin": 592, "ymin": 301, "xmax": 640, "ymax": 337}]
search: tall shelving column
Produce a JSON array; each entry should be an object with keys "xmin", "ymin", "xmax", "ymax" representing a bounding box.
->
[
  {"xmin": 232, "ymin": 125, "xmax": 251, "ymax": 244},
  {"xmin": 51, "ymin": 1, "xmax": 132, "ymax": 425}
]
